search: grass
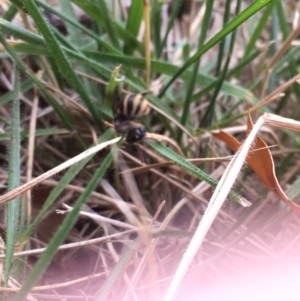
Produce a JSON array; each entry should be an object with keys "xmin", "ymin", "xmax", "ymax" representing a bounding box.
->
[{"xmin": 1, "ymin": 0, "xmax": 300, "ymax": 300}]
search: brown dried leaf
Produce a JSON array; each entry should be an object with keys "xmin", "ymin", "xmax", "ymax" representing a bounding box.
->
[{"xmin": 212, "ymin": 113, "xmax": 300, "ymax": 213}]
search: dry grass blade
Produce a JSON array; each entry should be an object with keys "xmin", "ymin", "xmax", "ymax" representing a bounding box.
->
[
  {"xmin": 0, "ymin": 272, "xmax": 106, "ymax": 292},
  {"xmin": 146, "ymin": 132, "xmax": 183, "ymax": 155},
  {"xmin": 120, "ymin": 149, "xmax": 208, "ymax": 204},
  {"xmin": 163, "ymin": 112, "xmax": 300, "ymax": 301},
  {"xmin": 0, "ymin": 137, "xmax": 121, "ymax": 205},
  {"xmin": 260, "ymin": 24, "xmax": 300, "ymax": 98},
  {"xmin": 249, "ymin": 73, "xmax": 300, "ymax": 113},
  {"xmin": 0, "ymin": 229, "xmax": 138, "ymax": 260},
  {"xmin": 264, "ymin": 113, "xmax": 300, "ymax": 132},
  {"xmin": 25, "ymin": 71, "xmax": 41, "ymax": 214},
  {"xmin": 119, "ymin": 155, "xmax": 232, "ymax": 175},
  {"xmin": 59, "ymin": 203, "xmax": 137, "ymax": 230}
]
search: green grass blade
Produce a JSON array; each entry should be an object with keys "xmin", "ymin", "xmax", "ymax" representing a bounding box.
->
[
  {"xmin": 19, "ymin": 130, "xmax": 115, "ymax": 243},
  {"xmin": 276, "ymin": 0, "xmax": 289, "ymax": 38},
  {"xmin": 96, "ymin": 238, "xmax": 140, "ymax": 301},
  {"xmin": 7, "ymin": 0, "xmax": 23, "ymax": 9},
  {"xmin": 0, "ymin": 78, "xmax": 33, "ymax": 106},
  {"xmin": 13, "ymin": 142, "xmax": 119, "ymax": 301},
  {"xmin": 244, "ymin": 1, "xmax": 275, "ymax": 57},
  {"xmin": 126, "ymin": 0, "xmax": 143, "ymax": 37},
  {"xmin": 157, "ymin": 0, "xmax": 183, "ymax": 58},
  {"xmin": 274, "ymin": 3, "xmax": 300, "ymax": 107},
  {"xmin": 214, "ymin": 0, "xmax": 231, "ymax": 77},
  {"xmin": 58, "ymin": 0, "xmax": 80, "ymax": 45},
  {"xmin": 0, "ymin": 18, "xmax": 45, "ymax": 46},
  {"xmin": 0, "ymin": 42, "xmax": 50, "ymax": 57},
  {"xmin": 71, "ymin": 0, "xmax": 144, "ymax": 54},
  {"xmin": 0, "ymin": 32, "xmax": 251, "ymax": 105},
  {"xmin": 21, "ymin": 46, "xmax": 251, "ymax": 125},
  {"xmin": 266, "ymin": 6, "xmax": 278, "ymax": 97},
  {"xmin": 159, "ymin": 0, "xmax": 272, "ymax": 97},
  {"xmin": 179, "ymin": 0, "xmax": 214, "ymax": 140},
  {"xmin": 146, "ymin": 140, "xmax": 247, "ymax": 206},
  {"xmin": 79, "ymin": 51, "xmax": 256, "ymax": 103},
  {"xmin": 3, "ymin": 3, "xmax": 18, "ymax": 21},
  {"xmin": 96, "ymin": 0, "xmax": 120, "ymax": 49},
  {"xmin": 22, "ymin": 0, "xmax": 102, "ymax": 128},
  {"xmin": 58, "ymin": 0, "xmax": 100, "ymax": 98},
  {"xmin": 151, "ymin": 0, "xmax": 162, "ymax": 57},
  {"xmin": 0, "ymin": 128, "xmax": 70, "ymax": 141},
  {"xmin": 0, "ymin": 30, "xmax": 74, "ymax": 129},
  {"xmin": 124, "ymin": 0, "xmax": 143, "ymax": 55},
  {"xmin": 191, "ymin": 49, "xmax": 261, "ymax": 106},
  {"xmin": 4, "ymin": 65, "xmax": 21, "ymax": 285},
  {"xmin": 35, "ymin": 0, "xmax": 120, "ymax": 54},
  {"xmin": 200, "ymin": 0, "xmax": 241, "ymax": 127}
]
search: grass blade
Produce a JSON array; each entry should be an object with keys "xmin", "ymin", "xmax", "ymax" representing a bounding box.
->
[
  {"xmin": 244, "ymin": 2, "xmax": 275, "ymax": 57},
  {"xmin": 157, "ymin": 0, "xmax": 183, "ymax": 58},
  {"xmin": 124, "ymin": 0, "xmax": 143, "ymax": 55},
  {"xmin": 36, "ymin": 0, "xmax": 120, "ymax": 54},
  {"xmin": 96, "ymin": 0, "xmax": 120, "ymax": 49},
  {"xmin": 79, "ymin": 51, "xmax": 256, "ymax": 104},
  {"xmin": 19, "ymin": 130, "xmax": 115, "ymax": 244},
  {"xmin": 3, "ymin": 3, "xmax": 18, "ymax": 21},
  {"xmin": 159, "ymin": 0, "xmax": 272, "ymax": 97},
  {"xmin": 22, "ymin": 0, "xmax": 102, "ymax": 127},
  {"xmin": 96, "ymin": 238, "xmax": 140, "ymax": 301},
  {"xmin": 13, "ymin": 142, "xmax": 119, "ymax": 301},
  {"xmin": 0, "ymin": 30, "xmax": 74, "ymax": 129},
  {"xmin": 146, "ymin": 140, "xmax": 251, "ymax": 207},
  {"xmin": 200, "ymin": 0, "xmax": 241, "ymax": 127},
  {"xmin": 179, "ymin": 0, "xmax": 214, "ymax": 140},
  {"xmin": 72, "ymin": 0, "xmax": 144, "ymax": 54},
  {"xmin": 4, "ymin": 65, "xmax": 21, "ymax": 285}
]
